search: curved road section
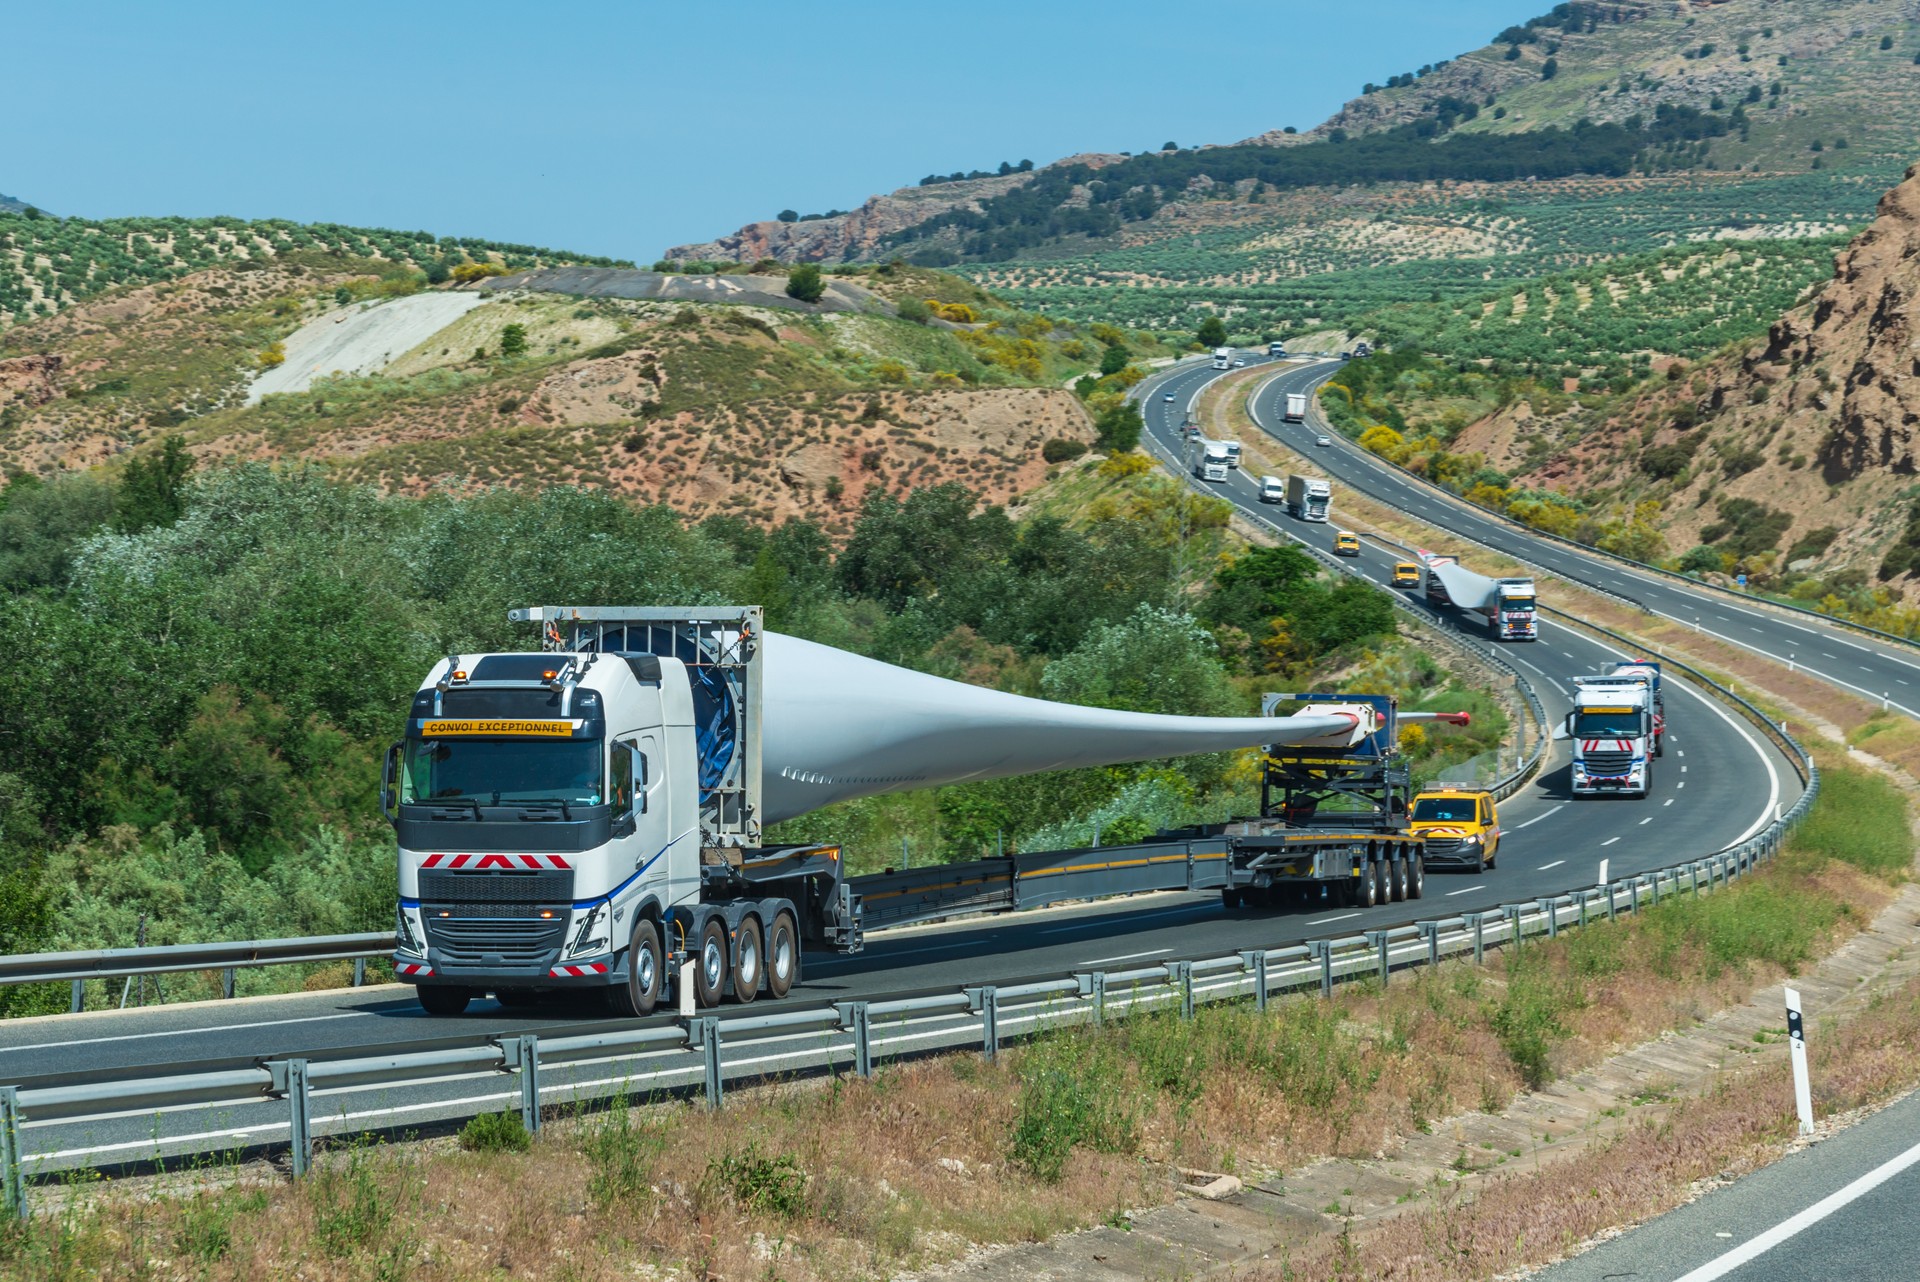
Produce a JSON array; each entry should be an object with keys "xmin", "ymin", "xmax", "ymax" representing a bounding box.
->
[{"xmin": 1247, "ymin": 360, "xmax": 1920, "ymax": 717}]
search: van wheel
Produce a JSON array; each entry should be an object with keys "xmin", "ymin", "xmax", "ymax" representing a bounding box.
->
[
  {"xmin": 766, "ymin": 912, "xmax": 799, "ymax": 999},
  {"xmin": 731, "ymin": 916, "xmax": 764, "ymax": 1004},
  {"xmin": 1406, "ymin": 856, "xmax": 1425, "ymax": 900},
  {"xmin": 693, "ymin": 918, "xmax": 728, "ymax": 1008},
  {"xmin": 1473, "ymin": 847, "xmax": 1488, "ymax": 875},
  {"xmin": 416, "ymin": 985, "xmax": 471, "ymax": 1016},
  {"xmin": 608, "ymin": 919, "xmax": 662, "ymax": 1018}
]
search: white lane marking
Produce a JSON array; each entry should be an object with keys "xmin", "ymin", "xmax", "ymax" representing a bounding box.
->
[
  {"xmin": 1665, "ymin": 798, "xmax": 1676, "ymax": 806},
  {"xmin": 1080, "ymin": 947, "xmax": 1171, "ymax": 966},
  {"xmin": 1678, "ymin": 750, "xmax": 1685, "ymax": 756},
  {"xmin": 1671, "ymin": 1133, "xmax": 1920, "ymax": 1282},
  {"xmin": 1537, "ymin": 860, "xmax": 1566, "ymax": 871},
  {"xmin": 1601, "ymin": 837, "xmax": 1621, "ymax": 847},
  {"xmin": 1514, "ymin": 804, "xmax": 1567, "ymax": 829},
  {"xmin": 1682, "ymin": 765, "xmax": 1688, "ymax": 772},
  {"xmin": 1512, "ymin": 653, "xmax": 1549, "ymax": 676},
  {"xmin": 1305, "ymin": 911, "xmax": 1362, "ymax": 926},
  {"xmin": 1640, "ymin": 817, "xmax": 1653, "ymax": 825},
  {"xmin": 1663, "ymin": 614, "xmax": 1919, "ymax": 716},
  {"xmin": 0, "ymin": 1011, "xmax": 364, "ymax": 1054},
  {"xmin": 1444, "ymin": 885, "xmax": 1482, "ymax": 897},
  {"xmin": 1821, "ymin": 652, "xmax": 1836, "ymax": 659},
  {"xmin": 1678, "ymin": 780, "xmax": 1687, "ymax": 788}
]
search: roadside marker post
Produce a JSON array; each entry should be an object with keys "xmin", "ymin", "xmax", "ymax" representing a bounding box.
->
[{"xmin": 1786, "ymin": 986, "xmax": 1814, "ymax": 1137}]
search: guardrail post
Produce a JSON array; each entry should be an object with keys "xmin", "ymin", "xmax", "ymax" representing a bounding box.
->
[
  {"xmin": 504, "ymin": 1034, "xmax": 541, "ymax": 1134},
  {"xmin": 835, "ymin": 1001, "xmax": 873, "ymax": 1078},
  {"xmin": 1503, "ymin": 904, "xmax": 1525, "ymax": 947},
  {"xmin": 1538, "ymin": 899, "xmax": 1559, "ymax": 939},
  {"xmin": 1629, "ymin": 878, "xmax": 1642, "ymax": 915},
  {"xmin": 966, "ymin": 986, "xmax": 999, "ymax": 1062},
  {"xmin": 269, "ymin": 1059, "xmax": 313, "ymax": 1177},
  {"xmin": 689, "ymin": 1018, "xmax": 722, "ymax": 1110},
  {"xmin": 1465, "ymin": 914, "xmax": 1487, "ymax": 965},
  {"xmin": 70, "ymin": 979, "xmax": 83, "ymax": 1013},
  {"xmin": 1649, "ymin": 872, "xmax": 1663, "ymax": 905},
  {"xmin": 221, "ymin": 968, "xmax": 235, "ymax": 1000},
  {"xmin": 1576, "ymin": 892, "xmax": 1590, "ymax": 929},
  {"xmin": 1690, "ymin": 862, "xmax": 1702, "ymax": 896},
  {"xmin": 1171, "ymin": 961, "xmax": 1195, "ymax": 1019},
  {"xmin": 352, "ymin": 958, "xmax": 366, "ymax": 988},
  {"xmin": 1240, "ymin": 951, "xmax": 1268, "ymax": 1011},
  {"xmin": 0, "ymin": 1086, "xmax": 23, "ymax": 1221},
  {"xmin": 1605, "ymin": 882, "xmax": 1618, "ymax": 920},
  {"xmin": 1308, "ymin": 941, "xmax": 1333, "ymax": 997},
  {"xmin": 1417, "ymin": 921, "xmax": 1440, "ymax": 968},
  {"xmin": 1364, "ymin": 932, "xmax": 1389, "ymax": 986},
  {"xmin": 1075, "ymin": 971, "xmax": 1109, "ymax": 1024}
]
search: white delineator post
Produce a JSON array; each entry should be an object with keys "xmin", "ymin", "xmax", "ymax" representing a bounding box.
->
[
  {"xmin": 679, "ymin": 961, "xmax": 696, "ymax": 1019},
  {"xmin": 1786, "ymin": 986, "xmax": 1814, "ymax": 1137}
]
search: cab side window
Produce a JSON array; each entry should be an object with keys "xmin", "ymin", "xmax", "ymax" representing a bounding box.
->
[
  {"xmin": 1479, "ymin": 800, "xmax": 1492, "ymax": 825},
  {"xmin": 612, "ymin": 742, "xmax": 635, "ymax": 819}
]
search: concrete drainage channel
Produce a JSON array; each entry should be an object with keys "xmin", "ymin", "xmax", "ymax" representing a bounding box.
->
[{"xmin": 0, "ymin": 769, "xmax": 1812, "ymax": 1217}]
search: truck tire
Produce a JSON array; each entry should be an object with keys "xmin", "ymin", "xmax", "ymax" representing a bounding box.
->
[
  {"xmin": 766, "ymin": 911, "xmax": 799, "ymax": 999},
  {"xmin": 693, "ymin": 917, "xmax": 728, "ymax": 1008},
  {"xmin": 1406, "ymin": 856, "xmax": 1424, "ymax": 900},
  {"xmin": 731, "ymin": 915, "xmax": 764, "ymax": 1004},
  {"xmin": 1221, "ymin": 887, "xmax": 1243, "ymax": 910},
  {"xmin": 1388, "ymin": 856, "xmax": 1407, "ymax": 902},
  {"xmin": 416, "ymin": 985, "xmax": 472, "ymax": 1016},
  {"xmin": 1356, "ymin": 864, "xmax": 1378, "ymax": 909},
  {"xmin": 1377, "ymin": 858, "xmax": 1394, "ymax": 905},
  {"xmin": 608, "ymin": 919, "xmax": 662, "ymax": 1018}
]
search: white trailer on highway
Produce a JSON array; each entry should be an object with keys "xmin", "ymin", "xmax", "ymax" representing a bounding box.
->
[
  {"xmin": 1212, "ymin": 347, "xmax": 1233, "ymax": 370},
  {"xmin": 1418, "ymin": 551, "xmax": 1538, "ymax": 641},
  {"xmin": 1283, "ymin": 392, "xmax": 1308, "ymax": 422},
  {"xmin": 1285, "ymin": 473, "xmax": 1331, "ymax": 521}
]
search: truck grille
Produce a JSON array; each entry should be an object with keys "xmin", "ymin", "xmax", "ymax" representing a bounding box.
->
[
  {"xmin": 423, "ymin": 916, "xmax": 568, "ymax": 967},
  {"xmin": 418, "ymin": 868, "xmax": 573, "ymax": 906},
  {"xmin": 1582, "ymin": 750, "xmax": 1636, "ymax": 775}
]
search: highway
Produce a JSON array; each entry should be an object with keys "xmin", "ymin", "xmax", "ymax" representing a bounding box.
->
[
  {"xmin": 0, "ymin": 353, "xmax": 1804, "ymax": 1170},
  {"xmin": 1244, "ymin": 359, "xmax": 1920, "ymax": 718}
]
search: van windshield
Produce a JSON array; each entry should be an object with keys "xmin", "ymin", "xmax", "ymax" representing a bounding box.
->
[{"xmin": 1413, "ymin": 798, "xmax": 1476, "ymax": 823}]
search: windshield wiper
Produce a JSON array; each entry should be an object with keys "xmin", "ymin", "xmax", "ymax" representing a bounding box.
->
[
  {"xmin": 517, "ymin": 798, "xmax": 574, "ymax": 821},
  {"xmin": 427, "ymin": 797, "xmax": 483, "ymax": 820}
]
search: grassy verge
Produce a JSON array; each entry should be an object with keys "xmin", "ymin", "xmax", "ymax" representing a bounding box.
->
[{"xmin": 8, "ymin": 754, "xmax": 1904, "ymax": 1282}]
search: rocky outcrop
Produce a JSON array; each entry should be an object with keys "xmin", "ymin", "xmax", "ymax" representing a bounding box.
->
[
  {"xmin": 666, "ymin": 155, "xmax": 1124, "ymax": 264},
  {"xmin": 0, "ymin": 354, "xmax": 61, "ymax": 410}
]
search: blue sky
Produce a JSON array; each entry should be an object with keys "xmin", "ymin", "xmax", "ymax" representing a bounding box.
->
[{"xmin": 5, "ymin": 1, "xmax": 1546, "ymax": 261}]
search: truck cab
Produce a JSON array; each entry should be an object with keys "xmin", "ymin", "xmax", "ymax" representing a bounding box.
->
[
  {"xmin": 1222, "ymin": 440, "xmax": 1243, "ymax": 469},
  {"xmin": 1267, "ymin": 341, "xmax": 1287, "ymax": 357},
  {"xmin": 1211, "ymin": 347, "xmax": 1233, "ymax": 370},
  {"xmin": 1492, "ymin": 577, "xmax": 1538, "ymax": 641},
  {"xmin": 1406, "ymin": 788, "xmax": 1499, "ymax": 872},
  {"xmin": 1567, "ymin": 675, "xmax": 1654, "ymax": 797},
  {"xmin": 1194, "ymin": 440, "xmax": 1232, "ymax": 482},
  {"xmin": 1333, "ymin": 530, "xmax": 1361, "ymax": 557},
  {"xmin": 1392, "ymin": 562, "xmax": 1421, "ymax": 589}
]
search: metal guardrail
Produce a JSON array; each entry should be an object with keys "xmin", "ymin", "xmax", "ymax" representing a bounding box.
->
[{"xmin": 0, "ymin": 794, "xmax": 1815, "ymax": 1216}]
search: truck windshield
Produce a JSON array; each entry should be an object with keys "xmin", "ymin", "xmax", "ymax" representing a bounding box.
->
[
  {"xmin": 1413, "ymin": 798, "xmax": 1475, "ymax": 822},
  {"xmin": 1501, "ymin": 594, "xmax": 1536, "ymax": 611},
  {"xmin": 1574, "ymin": 711, "xmax": 1642, "ymax": 737},
  {"xmin": 403, "ymin": 738, "xmax": 603, "ymax": 806}
]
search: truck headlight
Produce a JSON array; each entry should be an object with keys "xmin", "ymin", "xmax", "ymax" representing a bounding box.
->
[
  {"xmin": 565, "ymin": 902, "xmax": 610, "ymax": 959},
  {"xmin": 396, "ymin": 906, "xmax": 426, "ymax": 957}
]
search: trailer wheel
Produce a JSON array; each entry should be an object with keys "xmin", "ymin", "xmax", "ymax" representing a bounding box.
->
[
  {"xmin": 416, "ymin": 985, "xmax": 472, "ymax": 1016},
  {"xmin": 1388, "ymin": 856, "xmax": 1407, "ymax": 902},
  {"xmin": 609, "ymin": 919, "xmax": 662, "ymax": 1018},
  {"xmin": 694, "ymin": 917, "xmax": 728, "ymax": 1008},
  {"xmin": 766, "ymin": 911, "xmax": 799, "ymax": 999},
  {"xmin": 1377, "ymin": 858, "xmax": 1395, "ymax": 905},
  {"xmin": 1220, "ymin": 887, "xmax": 1243, "ymax": 910},
  {"xmin": 1406, "ymin": 856, "xmax": 1425, "ymax": 900},
  {"xmin": 731, "ymin": 916, "xmax": 764, "ymax": 1004},
  {"xmin": 1356, "ymin": 864, "xmax": 1378, "ymax": 909}
]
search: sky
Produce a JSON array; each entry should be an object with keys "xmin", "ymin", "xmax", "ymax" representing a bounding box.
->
[{"xmin": 5, "ymin": 1, "xmax": 1547, "ymax": 262}]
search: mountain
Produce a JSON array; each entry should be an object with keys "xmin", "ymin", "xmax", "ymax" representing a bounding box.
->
[{"xmin": 0, "ymin": 193, "xmax": 38, "ymax": 216}]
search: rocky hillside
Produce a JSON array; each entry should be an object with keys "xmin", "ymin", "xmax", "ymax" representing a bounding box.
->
[
  {"xmin": 0, "ymin": 258, "xmax": 1119, "ymax": 536},
  {"xmin": 0, "ymin": 193, "xmax": 36, "ymax": 216},
  {"xmin": 1495, "ymin": 159, "xmax": 1920, "ymax": 584}
]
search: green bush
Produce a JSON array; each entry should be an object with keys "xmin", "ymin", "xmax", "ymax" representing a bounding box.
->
[
  {"xmin": 459, "ymin": 1110, "xmax": 531, "ymax": 1153},
  {"xmin": 786, "ymin": 263, "xmax": 826, "ymax": 304},
  {"xmin": 706, "ymin": 1142, "xmax": 808, "ymax": 1219},
  {"xmin": 1041, "ymin": 438, "xmax": 1089, "ymax": 463},
  {"xmin": 1009, "ymin": 1030, "xmax": 1139, "ymax": 1181}
]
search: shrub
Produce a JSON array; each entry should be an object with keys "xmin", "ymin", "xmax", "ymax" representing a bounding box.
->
[
  {"xmin": 785, "ymin": 264, "xmax": 826, "ymax": 304},
  {"xmin": 459, "ymin": 1110, "xmax": 531, "ymax": 1153},
  {"xmin": 706, "ymin": 1142, "xmax": 808, "ymax": 1219},
  {"xmin": 1640, "ymin": 442, "xmax": 1693, "ymax": 478},
  {"xmin": 257, "ymin": 342, "xmax": 286, "ymax": 370},
  {"xmin": 451, "ymin": 262, "xmax": 508, "ymax": 283},
  {"xmin": 1678, "ymin": 544, "xmax": 1725, "ymax": 574},
  {"xmin": 499, "ymin": 324, "xmax": 528, "ymax": 358},
  {"xmin": 1010, "ymin": 1031, "xmax": 1138, "ymax": 1181},
  {"xmin": 895, "ymin": 297, "xmax": 930, "ymax": 324},
  {"xmin": 1042, "ymin": 438, "xmax": 1089, "ymax": 463}
]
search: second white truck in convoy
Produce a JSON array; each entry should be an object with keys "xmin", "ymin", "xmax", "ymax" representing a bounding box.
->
[
  {"xmin": 1212, "ymin": 347, "xmax": 1233, "ymax": 370},
  {"xmin": 1194, "ymin": 439, "xmax": 1232, "ymax": 482},
  {"xmin": 1285, "ymin": 473, "xmax": 1332, "ymax": 521},
  {"xmin": 1418, "ymin": 551, "xmax": 1538, "ymax": 641},
  {"xmin": 1283, "ymin": 392, "xmax": 1308, "ymax": 423},
  {"xmin": 1566, "ymin": 673, "xmax": 1656, "ymax": 798}
]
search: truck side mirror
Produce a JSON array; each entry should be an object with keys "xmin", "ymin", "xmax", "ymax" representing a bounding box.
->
[{"xmin": 380, "ymin": 742, "xmax": 401, "ymax": 827}]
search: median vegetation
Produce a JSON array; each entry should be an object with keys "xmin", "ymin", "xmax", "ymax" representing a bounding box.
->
[{"xmin": 6, "ymin": 752, "xmax": 1905, "ymax": 1280}]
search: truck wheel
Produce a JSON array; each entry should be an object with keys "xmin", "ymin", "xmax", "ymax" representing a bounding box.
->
[
  {"xmin": 1356, "ymin": 865, "xmax": 1378, "ymax": 909},
  {"xmin": 766, "ymin": 912, "xmax": 799, "ymax": 999},
  {"xmin": 1377, "ymin": 858, "xmax": 1395, "ymax": 904},
  {"xmin": 693, "ymin": 917, "xmax": 728, "ymax": 1008},
  {"xmin": 1406, "ymin": 856, "xmax": 1425, "ymax": 900},
  {"xmin": 731, "ymin": 916, "xmax": 764, "ymax": 1004},
  {"xmin": 609, "ymin": 919, "xmax": 662, "ymax": 1018},
  {"xmin": 416, "ymin": 985, "xmax": 471, "ymax": 1016},
  {"xmin": 1387, "ymin": 857, "xmax": 1407, "ymax": 902},
  {"xmin": 1220, "ymin": 887, "xmax": 1243, "ymax": 911}
]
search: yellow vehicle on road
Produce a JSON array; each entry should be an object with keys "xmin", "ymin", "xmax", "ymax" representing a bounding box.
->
[
  {"xmin": 1392, "ymin": 561, "xmax": 1422, "ymax": 589},
  {"xmin": 1334, "ymin": 530, "xmax": 1361, "ymax": 557},
  {"xmin": 1406, "ymin": 787, "xmax": 1500, "ymax": 873}
]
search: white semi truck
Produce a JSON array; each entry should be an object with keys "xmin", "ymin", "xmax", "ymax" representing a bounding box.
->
[
  {"xmin": 1566, "ymin": 674, "xmax": 1656, "ymax": 798},
  {"xmin": 1418, "ymin": 551, "xmax": 1538, "ymax": 641},
  {"xmin": 1212, "ymin": 347, "xmax": 1233, "ymax": 370},
  {"xmin": 1285, "ymin": 473, "xmax": 1332, "ymax": 521},
  {"xmin": 382, "ymin": 606, "xmax": 1394, "ymax": 1016},
  {"xmin": 1283, "ymin": 392, "xmax": 1308, "ymax": 423},
  {"xmin": 1194, "ymin": 439, "xmax": 1232, "ymax": 482}
]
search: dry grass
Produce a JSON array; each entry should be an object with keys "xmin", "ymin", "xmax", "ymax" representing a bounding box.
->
[{"xmin": 8, "ymin": 754, "xmax": 1903, "ymax": 1282}]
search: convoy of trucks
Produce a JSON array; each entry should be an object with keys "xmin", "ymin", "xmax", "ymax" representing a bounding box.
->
[
  {"xmin": 1285, "ymin": 473, "xmax": 1332, "ymax": 521},
  {"xmin": 383, "ymin": 607, "xmax": 1512, "ymax": 1015},
  {"xmin": 1283, "ymin": 392, "xmax": 1308, "ymax": 422}
]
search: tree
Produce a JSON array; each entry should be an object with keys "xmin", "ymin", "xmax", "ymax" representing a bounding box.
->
[
  {"xmin": 1099, "ymin": 343, "xmax": 1130, "ymax": 376},
  {"xmin": 1162, "ymin": 141, "xmax": 1178, "ymax": 151},
  {"xmin": 785, "ymin": 263, "xmax": 825, "ymax": 304},
  {"xmin": 1041, "ymin": 604, "xmax": 1241, "ymax": 717},
  {"xmin": 499, "ymin": 323, "xmax": 529, "ymax": 357},
  {"xmin": 114, "ymin": 436, "xmax": 194, "ymax": 534},
  {"xmin": 1197, "ymin": 316, "xmax": 1228, "ymax": 348},
  {"xmin": 776, "ymin": 209, "xmax": 798, "ymax": 223},
  {"xmin": 1541, "ymin": 56, "xmax": 1558, "ymax": 79},
  {"xmin": 1093, "ymin": 399, "xmax": 1143, "ymax": 452}
]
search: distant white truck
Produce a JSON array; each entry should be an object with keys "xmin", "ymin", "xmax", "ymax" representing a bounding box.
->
[
  {"xmin": 1285, "ymin": 473, "xmax": 1331, "ymax": 521},
  {"xmin": 1211, "ymin": 347, "xmax": 1233, "ymax": 370},
  {"xmin": 1194, "ymin": 440, "xmax": 1232, "ymax": 482},
  {"xmin": 1222, "ymin": 439, "xmax": 1242, "ymax": 468},
  {"xmin": 1283, "ymin": 392, "xmax": 1308, "ymax": 423}
]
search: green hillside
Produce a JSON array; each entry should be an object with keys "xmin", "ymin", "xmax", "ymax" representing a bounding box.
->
[{"xmin": 0, "ymin": 210, "xmax": 631, "ymax": 327}]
